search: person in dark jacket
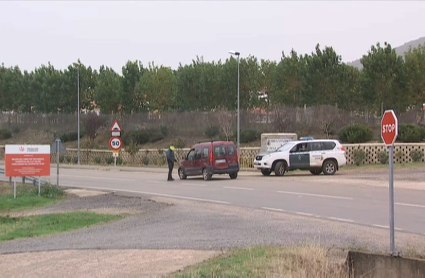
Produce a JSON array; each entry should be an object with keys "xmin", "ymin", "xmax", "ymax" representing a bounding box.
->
[{"xmin": 165, "ymin": 145, "xmax": 177, "ymax": 181}]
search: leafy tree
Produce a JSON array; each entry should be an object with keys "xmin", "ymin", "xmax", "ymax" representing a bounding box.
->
[
  {"xmin": 254, "ymin": 59, "xmax": 278, "ymax": 123},
  {"xmin": 0, "ymin": 65, "xmax": 25, "ymax": 111},
  {"xmin": 95, "ymin": 65, "xmax": 123, "ymax": 114},
  {"xmin": 274, "ymin": 50, "xmax": 307, "ymax": 107},
  {"xmin": 303, "ymin": 44, "xmax": 345, "ymax": 107},
  {"xmin": 360, "ymin": 42, "xmax": 408, "ymax": 115},
  {"xmin": 136, "ymin": 62, "xmax": 175, "ymax": 112},
  {"xmin": 30, "ymin": 63, "xmax": 64, "ymax": 113},
  {"xmin": 337, "ymin": 65, "xmax": 362, "ymax": 111},
  {"xmin": 174, "ymin": 57, "xmax": 223, "ymax": 111},
  {"xmin": 404, "ymin": 44, "xmax": 425, "ymax": 122},
  {"xmin": 121, "ymin": 60, "xmax": 144, "ymax": 114}
]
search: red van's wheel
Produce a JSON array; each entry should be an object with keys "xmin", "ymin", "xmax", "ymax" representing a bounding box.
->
[{"xmin": 203, "ymin": 169, "xmax": 212, "ymax": 180}]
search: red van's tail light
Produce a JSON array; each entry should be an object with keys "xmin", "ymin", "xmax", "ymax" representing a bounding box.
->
[{"xmin": 209, "ymin": 149, "xmax": 213, "ymax": 165}]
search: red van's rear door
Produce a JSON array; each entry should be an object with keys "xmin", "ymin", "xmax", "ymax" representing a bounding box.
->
[{"xmin": 213, "ymin": 144, "xmax": 228, "ymax": 170}]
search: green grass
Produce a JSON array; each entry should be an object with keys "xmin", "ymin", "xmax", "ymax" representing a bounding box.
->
[
  {"xmin": 0, "ymin": 182, "xmax": 124, "ymax": 242},
  {"xmin": 0, "ymin": 183, "xmax": 65, "ymax": 213},
  {"xmin": 172, "ymin": 245, "xmax": 348, "ymax": 278},
  {"xmin": 0, "ymin": 211, "xmax": 123, "ymax": 241}
]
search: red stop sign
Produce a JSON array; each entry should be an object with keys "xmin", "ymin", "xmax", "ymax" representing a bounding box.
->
[{"xmin": 381, "ymin": 110, "xmax": 398, "ymax": 145}]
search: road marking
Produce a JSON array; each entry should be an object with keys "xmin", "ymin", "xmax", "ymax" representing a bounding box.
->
[
  {"xmin": 223, "ymin": 186, "xmax": 254, "ymax": 191},
  {"xmin": 61, "ymin": 174, "xmax": 135, "ymax": 181},
  {"xmin": 395, "ymin": 202, "xmax": 425, "ymax": 209},
  {"xmin": 372, "ymin": 224, "xmax": 403, "ymax": 231},
  {"xmin": 62, "ymin": 185, "xmax": 231, "ymax": 205},
  {"xmin": 262, "ymin": 207, "xmax": 284, "ymax": 212},
  {"xmin": 277, "ymin": 191, "xmax": 353, "ymax": 200},
  {"xmin": 373, "ymin": 224, "xmax": 388, "ymax": 229},
  {"xmin": 295, "ymin": 212, "xmax": 314, "ymax": 217},
  {"xmin": 328, "ymin": 217, "xmax": 354, "ymax": 223},
  {"xmin": 181, "ymin": 183, "xmax": 207, "ymax": 187}
]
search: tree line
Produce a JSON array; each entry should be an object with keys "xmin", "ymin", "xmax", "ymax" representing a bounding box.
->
[{"xmin": 1, "ymin": 42, "xmax": 424, "ymax": 117}]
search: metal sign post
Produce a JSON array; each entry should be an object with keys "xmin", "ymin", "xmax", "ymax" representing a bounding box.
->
[
  {"xmin": 388, "ymin": 145, "xmax": 395, "ymax": 254},
  {"xmin": 14, "ymin": 178, "xmax": 17, "ymax": 199},
  {"xmin": 56, "ymin": 138, "xmax": 60, "ymax": 186},
  {"xmin": 381, "ymin": 109, "xmax": 398, "ymax": 255},
  {"xmin": 51, "ymin": 138, "xmax": 67, "ymax": 187}
]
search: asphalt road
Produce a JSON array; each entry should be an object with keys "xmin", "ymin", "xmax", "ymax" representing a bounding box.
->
[{"xmin": 9, "ymin": 164, "xmax": 423, "ymax": 236}]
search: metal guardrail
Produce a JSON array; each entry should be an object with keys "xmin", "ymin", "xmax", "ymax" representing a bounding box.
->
[{"xmin": 0, "ymin": 168, "xmax": 47, "ymax": 186}]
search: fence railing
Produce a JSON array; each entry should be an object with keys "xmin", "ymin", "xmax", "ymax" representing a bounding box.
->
[{"xmin": 2, "ymin": 143, "xmax": 424, "ymax": 168}]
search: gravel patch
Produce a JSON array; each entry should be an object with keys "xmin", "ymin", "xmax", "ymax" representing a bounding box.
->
[{"xmin": 1, "ymin": 189, "xmax": 425, "ymax": 276}]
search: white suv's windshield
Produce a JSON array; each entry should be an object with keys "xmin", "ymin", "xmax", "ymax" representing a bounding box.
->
[{"xmin": 277, "ymin": 142, "xmax": 296, "ymax": 152}]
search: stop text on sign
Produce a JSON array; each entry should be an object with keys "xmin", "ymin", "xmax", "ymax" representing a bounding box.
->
[{"xmin": 382, "ymin": 124, "xmax": 396, "ymax": 133}]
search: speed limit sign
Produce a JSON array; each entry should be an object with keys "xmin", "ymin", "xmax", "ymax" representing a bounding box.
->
[{"xmin": 109, "ymin": 137, "xmax": 123, "ymax": 150}]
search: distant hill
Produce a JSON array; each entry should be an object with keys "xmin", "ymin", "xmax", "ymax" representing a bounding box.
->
[{"xmin": 347, "ymin": 36, "xmax": 425, "ymax": 69}]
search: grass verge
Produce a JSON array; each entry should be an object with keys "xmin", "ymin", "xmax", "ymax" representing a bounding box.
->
[
  {"xmin": 172, "ymin": 244, "xmax": 349, "ymax": 278},
  {"xmin": 0, "ymin": 182, "xmax": 65, "ymax": 213},
  {"xmin": 0, "ymin": 211, "xmax": 123, "ymax": 241},
  {"xmin": 0, "ymin": 182, "xmax": 124, "ymax": 242}
]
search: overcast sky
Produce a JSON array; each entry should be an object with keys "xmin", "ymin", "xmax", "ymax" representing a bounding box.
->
[{"xmin": 1, "ymin": 1, "xmax": 424, "ymax": 73}]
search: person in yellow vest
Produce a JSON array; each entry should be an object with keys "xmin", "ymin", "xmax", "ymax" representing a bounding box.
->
[{"xmin": 165, "ymin": 146, "xmax": 177, "ymax": 181}]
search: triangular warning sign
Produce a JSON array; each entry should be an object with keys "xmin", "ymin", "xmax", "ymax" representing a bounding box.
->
[{"xmin": 109, "ymin": 120, "xmax": 122, "ymax": 131}]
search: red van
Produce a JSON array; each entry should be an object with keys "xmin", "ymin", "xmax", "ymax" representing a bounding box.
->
[{"xmin": 178, "ymin": 141, "xmax": 239, "ymax": 181}]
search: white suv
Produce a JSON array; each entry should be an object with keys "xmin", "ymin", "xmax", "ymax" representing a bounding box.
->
[{"xmin": 253, "ymin": 139, "xmax": 346, "ymax": 176}]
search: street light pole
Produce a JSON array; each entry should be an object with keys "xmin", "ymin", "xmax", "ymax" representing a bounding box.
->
[
  {"xmin": 229, "ymin": 51, "xmax": 240, "ymax": 155},
  {"xmin": 77, "ymin": 67, "xmax": 80, "ymax": 165}
]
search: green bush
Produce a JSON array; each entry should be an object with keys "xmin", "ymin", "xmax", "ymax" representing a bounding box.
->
[
  {"xmin": 395, "ymin": 150, "xmax": 404, "ymax": 163},
  {"xmin": 409, "ymin": 149, "xmax": 424, "ymax": 162},
  {"xmin": 125, "ymin": 140, "xmax": 139, "ymax": 156},
  {"xmin": 377, "ymin": 151, "xmax": 389, "ymax": 164},
  {"xmin": 31, "ymin": 183, "xmax": 65, "ymax": 199},
  {"xmin": 11, "ymin": 125, "xmax": 20, "ymax": 134},
  {"xmin": 0, "ymin": 128, "xmax": 12, "ymax": 139},
  {"xmin": 94, "ymin": 157, "xmax": 102, "ymax": 164},
  {"xmin": 240, "ymin": 129, "xmax": 260, "ymax": 143},
  {"xmin": 53, "ymin": 131, "xmax": 81, "ymax": 143},
  {"xmin": 353, "ymin": 149, "xmax": 366, "ymax": 166},
  {"xmin": 160, "ymin": 125, "xmax": 168, "ymax": 137},
  {"xmin": 338, "ymin": 124, "xmax": 373, "ymax": 143},
  {"xmin": 122, "ymin": 130, "xmax": 148, "ymax": 145},
  {"xmin": 397, "ymin": 124, "xmax": 425, "ymax": 142},
  {"xmin": 71, "ymin": 157, "xmax": 78, "ymax": 164},
  {"xmin": 173, "ymin": 138, "xmax": 186, "ymax": 148},
  {"xmin": 59, "ymin": 154, "xmax": 65, "ymax": 163},
  {"xmin": 148, "ymin": 129, "xmax": 164, "ymax": 143},
  {"xmin": 142, "ymin": 156, "xmax": 149, "ymax": 165},
  {"xmin": 65, "ymin": 156, "xmax": 72, "ymax": 163},
  {"xmin": 116, "ymin": 157, "xmax": 123, "ymax": 165},
  {"xmin": 105, "ymin": 157, "xmax": 114, "ymax": 165},
  {"xmin": 204, "ymin": 125, "xmax": 220, "ymax": 139},
  {"xmin": 122, "ymin": 128, "xmax": 164, "ymax": 145}
]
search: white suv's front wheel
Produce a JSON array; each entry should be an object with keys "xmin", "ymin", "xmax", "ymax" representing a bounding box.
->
[
  {"xmin": 274, "ymin": 161, "xmax": 286, "ymax": 176},
  {"xmin": 322, "ymin": 160, "xmax": 337, "ymax": 175}
]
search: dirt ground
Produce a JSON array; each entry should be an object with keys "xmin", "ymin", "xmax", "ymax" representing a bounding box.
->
[
  {"xmin": 0, "ymin": 249, "xmax": 221, "ymax": 278},
  {"xmin": 0, "ymin": 189, "xmax": 222, "ymax": 278}
]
